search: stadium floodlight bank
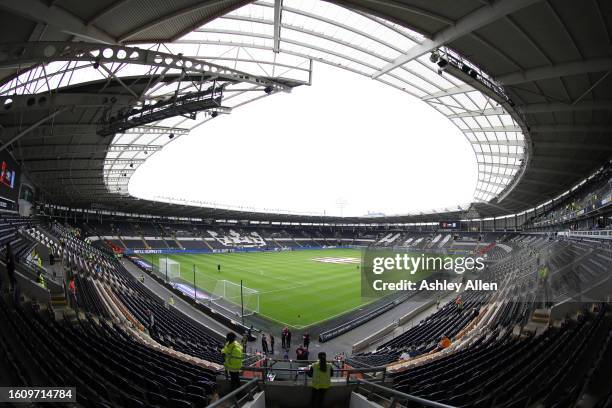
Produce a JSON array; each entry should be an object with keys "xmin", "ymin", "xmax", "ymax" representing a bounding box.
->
[{"xmin": 212, "ymin": 280, "xmax": 260, "ymax": 317}]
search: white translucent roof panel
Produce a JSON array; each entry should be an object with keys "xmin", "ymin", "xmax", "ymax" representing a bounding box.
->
[{"xmin": 0, "ymin": 0, "xmax": 527, "ymax": 207}]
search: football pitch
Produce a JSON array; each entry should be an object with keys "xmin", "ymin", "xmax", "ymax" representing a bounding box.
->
[{"xmin": 144, "ymin": 248, "xmax": 375, "ymax": 328}]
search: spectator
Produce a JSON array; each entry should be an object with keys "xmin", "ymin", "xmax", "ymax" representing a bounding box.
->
[
  {"xmin": 308, "ymin": 352, "xmax": 333, "ymax": 408},
  {"xmin": 281, "ymin": 327, "xmax": 288, "ymax": 349},
  {"xmin": 303, "ymin": 332, "xmax": 310, "ymax": 349},
  {"xmin": 269, "ymin": 333, "xmax": 275, "ymax": 354},
  {"xmin": 455, "ymin": 295, "xmax": 463, "ymax": 310},
  {"xmin": 286, "ymin": 329, "xmax": 292, "ymax": 349},
  {"xmin": 296, "ymin": 345, "xmax": 309, "ymax": 360},
  {"xmin": 145, "ymin": 309, "xmax": 156, "ymax": 337},
  {"xmin": 241, "ymin": 334, "xmax": 248, "ymax": 351},
  {"xmin": 69, "ymin": 276, "xmax": 77, "ymax": 309},
  {"xmin": 408, "ymin": 346, "xmax": 420, "ymax": 358},
  {"xmin": 437, "ymin": 335, "xmax": 451, "ymax": 350},
  {"xmin": 261, "ymin": 333, "xmax": 269, "ymax": 354},
  {"xmin": 5, "ymin": 243, "xmax": 16, "ymax": 294},
  {"xmin": 221, "ymin": 332, "xmax": 243, "ymax": 391},
  {"xmin": 168, "ymin": 295, "xmax": 175, "ymax": 307}
]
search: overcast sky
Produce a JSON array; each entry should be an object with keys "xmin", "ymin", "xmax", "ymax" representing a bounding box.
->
[{"xmin": 129, "ymin": 63, "xmax": 478, "ymax": 217}]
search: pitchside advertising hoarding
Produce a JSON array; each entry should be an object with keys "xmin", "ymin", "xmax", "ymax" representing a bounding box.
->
[{"xmin": 0, "ymin": 150, "xmax": 20, "ymax": 212}]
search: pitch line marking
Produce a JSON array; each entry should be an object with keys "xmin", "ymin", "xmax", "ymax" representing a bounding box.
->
[{"xmin": 257, "ymin": 284, "xmax": 305, "ymax": 295}]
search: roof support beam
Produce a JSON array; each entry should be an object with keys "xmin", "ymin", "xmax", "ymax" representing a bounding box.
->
[
  {"xmin": 0, "ymin": 0, "xmax": 115, "ymax": 43},
  {"xmin": 471, "ymin": 140, "xmax": 525, "ymax": 147},
  {"xmin": 480, "ymin": 180, "xmax": 507, "ymax": 189},
  {"xmin": 0, "ymin": 42, "xmax": 291, "ymax": 92},
  {"xmin": 497, "ymin": 58, "xmax": 612, "ymax": 85},
  {"xmin": 273, "ymin": 0, "xmax": 282, "ymax": 53},
  {"xmin": 87, "ymin": 0, "xmax": 132, "ymax": 25},
  {"xmin": 447, "ymin": 107, "xmax": 505, "ymax": 118},
  {"xmin": 123, "ymin": 126, "xmax": 189, "ymax": 135},
  {"xmin": 22, "ymin": 157, "xmax": 146, "ymax": 163},
  {"xmin": 372, "ymin": 0, "xmax": 542, "ymax": 78},
  {"xmin": 466, "ymin": 125, "xmax": 522, "ymax": 132},
  {"xmin": 421, "ymin": 84, "xmax": 473, "ymax": 100},
  {"xmin": 477, "ymin": 152, "xmax": 523, "ymax": 159},
  {"xmin": 107, "ymin": 144, "xmax": 163, "ymax": 153},
  {"xmin": 483, "ymin": 172, "xmax": 514, "ymax": 179},
  {"xmin": 479, "ymin": 162, "xmax": 521, "ymax": 170},
  {"xmin": 0, "ymin": 108, "xmax": 68, "ymax": 153}
]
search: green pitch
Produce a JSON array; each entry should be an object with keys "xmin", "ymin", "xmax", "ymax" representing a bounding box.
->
[{"xmin": 144, "ymin": 249, "xmax": 373, "ymax": 328}]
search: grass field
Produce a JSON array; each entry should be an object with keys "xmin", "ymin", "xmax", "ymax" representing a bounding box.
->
[{"xmin": 143, "ymin": 249, "xmax": 375, "ymax": 328}]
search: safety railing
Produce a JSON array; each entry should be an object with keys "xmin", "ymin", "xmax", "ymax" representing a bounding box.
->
[
  {"xmin": 211, "ymin": 373, "xmax": 454, "ymax": 408},
  {"xmin": 352, "ymin": 379, "xmax": 457, "ymax": 408},
  {"xmin": 207, "ymin": 378, "xmax": 261, "ymax": 408},
  {"xmin": 219, "ymin": 359, "xmax": 388, "ymax": 386}
]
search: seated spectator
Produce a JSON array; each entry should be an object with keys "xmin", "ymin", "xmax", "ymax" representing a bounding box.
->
[
  {"xmin": 455, "ymin": 295, "xmax": 463, "ymax": 310},
  {"xmin": 437, "ymin": 335, "xmax": 451, "ymax": 350}
]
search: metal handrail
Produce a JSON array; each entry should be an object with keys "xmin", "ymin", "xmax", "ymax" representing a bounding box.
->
[
  {"xmin": 207, "ymin": 378, "xmax": 260, "ymax": 408},
  {"xmin": 353, "ymin": 379, "xmax": 457, "ymax": 408},
  {"xmin": 222, "ymin": 361, "xmax": 388, "ymax": 386},
  {"xmin": 208, "ymin": 372, "xmax": 452, "ymax": 408}
]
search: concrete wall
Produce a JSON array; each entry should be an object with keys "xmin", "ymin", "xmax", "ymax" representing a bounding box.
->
[{"xmin": 262, "ymin": 381, "xmax": 356, "ymax": 408}]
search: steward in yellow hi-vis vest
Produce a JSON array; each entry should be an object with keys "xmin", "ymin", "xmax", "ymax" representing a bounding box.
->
[
  {"xmin": 37, "ymin": 271, "xmax": 46, "ymax": 288},
  {"xmin": 308, "ymin": 352, "xmax": 334, "ymax": 408},
  {"xmin": 221, "ymin": 332, "xmax": 243, "ymax": 391},
  {"xmin": 538, "ymin": 265, "xmax": 549, "ymax": 281}
]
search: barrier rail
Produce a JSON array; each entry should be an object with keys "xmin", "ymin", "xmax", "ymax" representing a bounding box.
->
[
  {"xmin": 207, "ymin": 378, "xmax": 261, "ymax": 408},
  {"xmin": 223, "ymin": 360, "xmax": 388, "ymax": 386},
  {"xmin": 209, "ymin": 374, "xmax": 454, "ymax": 408},
  {"xmin": 353, "ymin": 379, "xmax": 457, "ymax": 408}
]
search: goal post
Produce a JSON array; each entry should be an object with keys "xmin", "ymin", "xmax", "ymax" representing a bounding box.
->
[
  {"xmin": 212, "ymin": 279, "xmax": 260, "ymax": 316},
  {"xmin": 158, "ymin": 257, "xmax": 181, "ymax": 281}
]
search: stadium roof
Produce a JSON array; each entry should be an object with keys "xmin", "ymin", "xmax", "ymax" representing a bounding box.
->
[{"xmin": 0, "ymin": 0, "xmax": 610, "ymax": 223}]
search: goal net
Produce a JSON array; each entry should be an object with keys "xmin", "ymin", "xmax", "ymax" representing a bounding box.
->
[
  {"xmin": 211, "ymin": 280, "xmax": 260, "ymax": 316},
  {"xmin": 158, "ymin": 258, "xmax": 181, "ymax": 280}
]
